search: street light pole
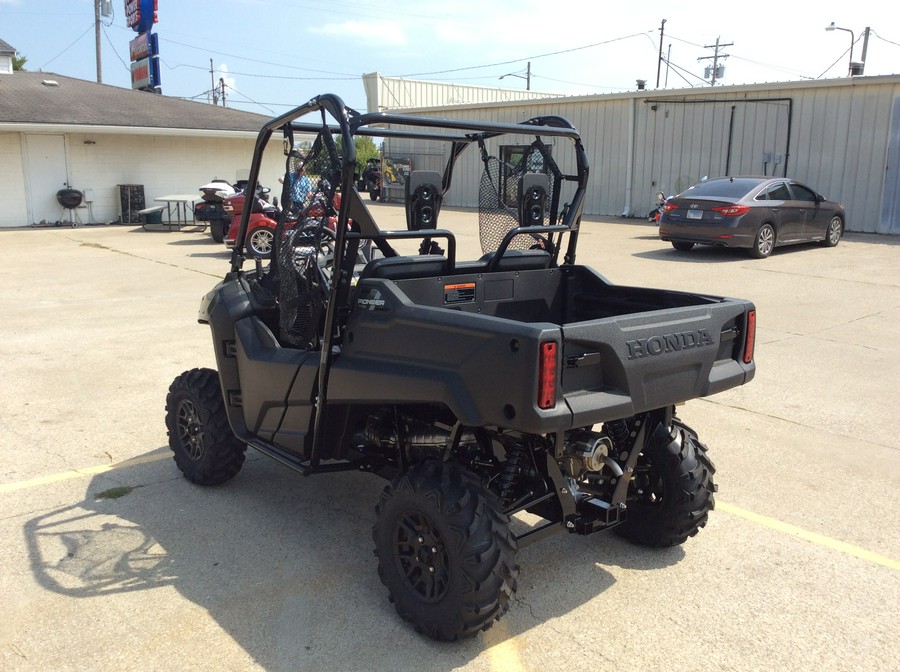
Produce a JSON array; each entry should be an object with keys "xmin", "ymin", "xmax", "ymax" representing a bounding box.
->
[
  {"xmin": 825, "ymin": 22, "xmax": 855, "ymax": 76},
  {"xmin": 499, "ymin": 62, "xmax": 532, "ymax": 91}
]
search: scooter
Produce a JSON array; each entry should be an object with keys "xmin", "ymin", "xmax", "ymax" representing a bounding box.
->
[
  {"xmin": 647, "ymin": 191, "xmax": 667, "ymax": 223},
  {"xmin": 195, "ymin": 179, "xmax": 237, "ymax": 243}
]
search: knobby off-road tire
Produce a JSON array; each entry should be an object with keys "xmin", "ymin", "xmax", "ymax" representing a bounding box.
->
[
  {"xmin": 614, "ymin": 419, "xmax": 717, "ymax": 547},
  {"xmin": 165, "ymin": 368, "xmax": 246, "ymax": 485},
  {"xmin": 372, "ymin": 460, "xmax": 518, "ymax": 641}
]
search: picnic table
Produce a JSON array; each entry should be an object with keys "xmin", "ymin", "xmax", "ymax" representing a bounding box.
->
[{"xmin": 140, "ymin": 194, "xmax": 204, "ymax": 231}]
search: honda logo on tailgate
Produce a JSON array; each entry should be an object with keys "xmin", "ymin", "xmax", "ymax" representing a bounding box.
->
[{"xmin": 625, "ymin": 329, "xmax": 714, "ymax": 360}]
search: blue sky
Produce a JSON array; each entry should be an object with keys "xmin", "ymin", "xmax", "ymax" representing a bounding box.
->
[{"xmin": 3, "ymin": 0, "xmax": 899, "ymax": 116}]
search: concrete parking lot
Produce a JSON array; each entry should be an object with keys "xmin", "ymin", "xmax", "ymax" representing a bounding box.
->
[{"xmin": 1, "ymin": 207, "xmax": 898, "ymax": 671}]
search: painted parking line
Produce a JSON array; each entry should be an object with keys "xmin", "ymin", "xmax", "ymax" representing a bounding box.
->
[
  {"xmin": 2, "ymin": 456, "xmax": 898, "ymax": 573},
  {"xmin": 716, "ymin": 501, "xmax": 900, "ymax": 571},
  {"xmin": 0, "ymin": 452, "xmax": 171, "ymax": 494}
]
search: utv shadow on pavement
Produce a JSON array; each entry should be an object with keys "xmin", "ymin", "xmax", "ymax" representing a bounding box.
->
[{"xmin": 23, "ymin": 453, "xmax": 685, "ymax": 669}]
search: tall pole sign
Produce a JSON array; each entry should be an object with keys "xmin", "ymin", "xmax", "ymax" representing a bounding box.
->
[{"xmin": 125, "ymin": 0, "xmax": 160, "ymax": 93}]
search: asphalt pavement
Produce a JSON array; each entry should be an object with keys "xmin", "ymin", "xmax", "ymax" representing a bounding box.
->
[{"xmin": 1, "ymin": 207, "xmax": 898, "ymax": 671}]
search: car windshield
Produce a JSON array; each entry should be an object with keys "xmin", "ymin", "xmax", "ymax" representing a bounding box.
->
[{"xmin": 680, "ymin": 178, "xmax": 763, "ymax": 199}]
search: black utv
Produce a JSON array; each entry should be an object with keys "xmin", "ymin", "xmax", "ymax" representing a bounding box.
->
[{"xmin": 166, "ymin": 94, "xmax": 756, "ymax": 641}]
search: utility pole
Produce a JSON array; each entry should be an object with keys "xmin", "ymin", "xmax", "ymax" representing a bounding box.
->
[
  {"xmin": 526, "ymin": 61, "xmax": 531, "ymax": 91},
  {"xmin": 665, "ymin": 44, "xmax": 672, "ymax": 87},
  {"xmin": 698, "ymin": 37, "xmax": 732, "ymax": 86},
  {"xmin": 219, "ymin": 78, "xmax": 226, "ymax": 107},
  {"xmin": 94, "ymin": 0, "xmax": 102, "ymax": 83},
  {"xmin": 210, "ymin": 59, "xmax": 218, "ymax": 105},
  {"xmin": 860, "ymin": 26, "xmax": 871, "ymax": 73},
  {"xmin": 656, "ymin": 19, "xmax": 666, "ymax": 88}
]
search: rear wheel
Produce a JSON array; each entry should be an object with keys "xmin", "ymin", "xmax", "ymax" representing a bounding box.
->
[
  {"xmin": 373, "ymin": 460, "xmax": 518, "ymax": 641},
  {"xmin": 165, "ymin": 368, "xmax": 246, "ymax": 485},
  {"xmin": 822, "ymin": 216, "xmax": 843, "ymax": 247},
  {"xmin": 749, "ymin": 223, "xmax": 775, "ymax": 258},
  {"xmin": 246, "ymin": 227, "xmax": 274, "ymax": 259},
  {"xmin": 210, "ymin": 220, "xmax": 227, "ymax": 244},
  {"xmin": 672, "ymin": 241, "xmax": 694, "ymax": 251},
  {"xmin": 614, "ymin": 419, "xmax": 716, "ymax": 547}
]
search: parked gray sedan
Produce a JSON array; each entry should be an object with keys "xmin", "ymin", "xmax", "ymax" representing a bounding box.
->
[{"xmin": 658, "ymin": 177, "xmax": 845, "ymax": 258}]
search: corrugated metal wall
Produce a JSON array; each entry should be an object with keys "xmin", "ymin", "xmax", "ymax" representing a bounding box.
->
[{"xmin": 380, "ymin": 77, "xmax": 900, "ymax": 234}]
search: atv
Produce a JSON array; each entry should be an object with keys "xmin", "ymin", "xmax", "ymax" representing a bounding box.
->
[{"xmin": 165, "ymin": 94, "xmax": 756, "ymax": 641}]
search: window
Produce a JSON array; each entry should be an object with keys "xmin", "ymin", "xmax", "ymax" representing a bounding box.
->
[
  {"xmin": 763, "ymin": 182, "xmax": 791, "ymax": 201},
  {"xmin": 789, "ymin": 183, "xmax": 818, "ymax": 202}
]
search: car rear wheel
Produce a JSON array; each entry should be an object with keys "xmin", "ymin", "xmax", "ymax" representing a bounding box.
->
[
  {"xmin": 749, "ymin": 223, "xmax": 775, "ymax": 258},
  {"xmin": 822, "ymin": 216, "xmax": 843, "ymax": 247},
  {"xmin": 246, "ymin": 227, "xmax": 274, "ymax": 259},
  {"xmin": 671, "ymin": 241, "xmax": 694, "ymax": 252}
]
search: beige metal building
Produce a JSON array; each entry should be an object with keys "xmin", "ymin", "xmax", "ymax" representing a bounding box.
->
[{"xmin": 375, "ymin": 75, "xmax": 900, "ymax": 234}]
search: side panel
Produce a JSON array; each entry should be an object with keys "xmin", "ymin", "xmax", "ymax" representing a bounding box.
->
[{"xmin": 331, "ymin": 277, "xmax": 570, "ymax": 434}]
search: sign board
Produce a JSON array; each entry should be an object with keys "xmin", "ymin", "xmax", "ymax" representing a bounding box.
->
[
  {"xmin": 131, "ymin": 57, "xmax": 154, "ymax": 89},
  {"xmin": 129, "ymin": 33, "xmax": 150, "ymax": 61},
  {"xmin": 124, "ymin": 0, "xmax": 157, "ymax": 34}
]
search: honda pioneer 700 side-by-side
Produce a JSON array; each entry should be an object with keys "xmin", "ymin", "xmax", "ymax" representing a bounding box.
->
[{"xmin": 165, "ymin": 94, "xmax": 756, "ymax": 641}]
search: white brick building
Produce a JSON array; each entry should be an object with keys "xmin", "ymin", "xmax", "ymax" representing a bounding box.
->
[{"xmin": 0, "ymin": 70, "xmax": 284, "ymax": 228}]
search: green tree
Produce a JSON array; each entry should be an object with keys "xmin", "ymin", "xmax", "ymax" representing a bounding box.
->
[
  {"xmin": 13, "ymin": 54, "xmax": 27, "ymax": 71},
  {"xmin": 336, "ymin": 136, "xmax": 382, "ymax": 176},
  {"xmin": 354, "ymin": 136, "xmax": 380, "ymax": 174}
]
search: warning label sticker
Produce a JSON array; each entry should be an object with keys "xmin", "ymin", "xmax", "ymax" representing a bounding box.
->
[{"xmin": 444, "ymin": 282, "xmax": 476, "ymax": 304}]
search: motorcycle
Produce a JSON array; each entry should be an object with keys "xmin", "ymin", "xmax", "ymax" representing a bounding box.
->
[
  {"xmin": 195, "ymin": 179, "xmax": 237, "ymax": 243},
  {"xmin": 647, "ymin": 191, "xmax": 667, "ymax": 223}
]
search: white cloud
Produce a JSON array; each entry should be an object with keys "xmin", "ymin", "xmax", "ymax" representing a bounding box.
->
[{"xmin": 312, "ymin": 21, "xmax": 408, "ymax": 47}]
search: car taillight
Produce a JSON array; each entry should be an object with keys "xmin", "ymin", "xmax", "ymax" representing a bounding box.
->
[
  {"xmin": 538, "ymin": 341, "xmax": 558, "ymax": 410},
  {"xmin": 661, "ymin": 202, "xmax": 677, "ymax": 213},
  {"xmin": 712, "ymin": 204, "xmax": 750, "ymax": 217},
  {"xmin": 743, "ymin": 310, "xmax": 756, "ymax": 364}
]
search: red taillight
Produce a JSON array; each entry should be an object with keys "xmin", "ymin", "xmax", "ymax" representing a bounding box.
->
[
  {"xmin": 661, "ymin": 202, "xmax": 677, "ymax": 213},
  {"xmin": 743, "ymin": 310, "xmax": 756, "ymax": 364},
  {"xmin": 538, "ymin": 341, "xmax": 558, "ymax": 410},
  {"xmin": 712, "ymin": 204, "xmax": 750, "ymax": 217}
]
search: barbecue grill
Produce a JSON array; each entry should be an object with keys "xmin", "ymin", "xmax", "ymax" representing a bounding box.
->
[{"xmin": 56, "ymin": 188, "xmax": 84, "ymax": 227}]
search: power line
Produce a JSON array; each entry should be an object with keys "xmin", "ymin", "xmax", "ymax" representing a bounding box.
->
[
  {"xmin": 394, "ymin": 31, "xmax": 655, "ymax": 78},
  {"xmin": 40, "ymin": 22, "xmax": 95, "ymax": 69},
  {"xmin": 159, "ymin": 37, "xmax": 360, "ymax": 78}
]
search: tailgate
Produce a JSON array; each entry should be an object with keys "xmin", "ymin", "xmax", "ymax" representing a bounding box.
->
[{"xmin": 561, "ymin": 300, "xmax": 755, "ymax": 425}]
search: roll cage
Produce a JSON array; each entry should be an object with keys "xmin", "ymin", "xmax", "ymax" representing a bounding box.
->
[{"xmin": 227, "ymin": 93, "xmax": 590, "ymax": 465}]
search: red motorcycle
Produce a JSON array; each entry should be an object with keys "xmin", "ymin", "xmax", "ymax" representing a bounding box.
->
[{"xmin": 224, "ymin": 187, "xmax": 343, "ymax": 259}]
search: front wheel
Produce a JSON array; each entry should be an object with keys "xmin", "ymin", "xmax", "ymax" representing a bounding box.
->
[
  {"xmin": 373, "ymin": 460, "xmax": 518, "ymax": 641},
  {"xmin": 749, "ymin": 223, "xmax": 776, "ymax": 258},
  {"xmin": 822, "ymin": 216, "xmax": 843, "ymax": 247},
  {"xmin": 165, "ymin": 368, "xmax": 246, "ymax": 485},
  {"xmin": 614, "ymin": 419, "xmax": 716, "ymax": 547}
]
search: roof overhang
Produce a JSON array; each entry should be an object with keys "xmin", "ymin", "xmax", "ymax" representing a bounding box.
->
[{"xmin": 0, "ymin": 123, "xmax": 261, "ymax": 138}]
